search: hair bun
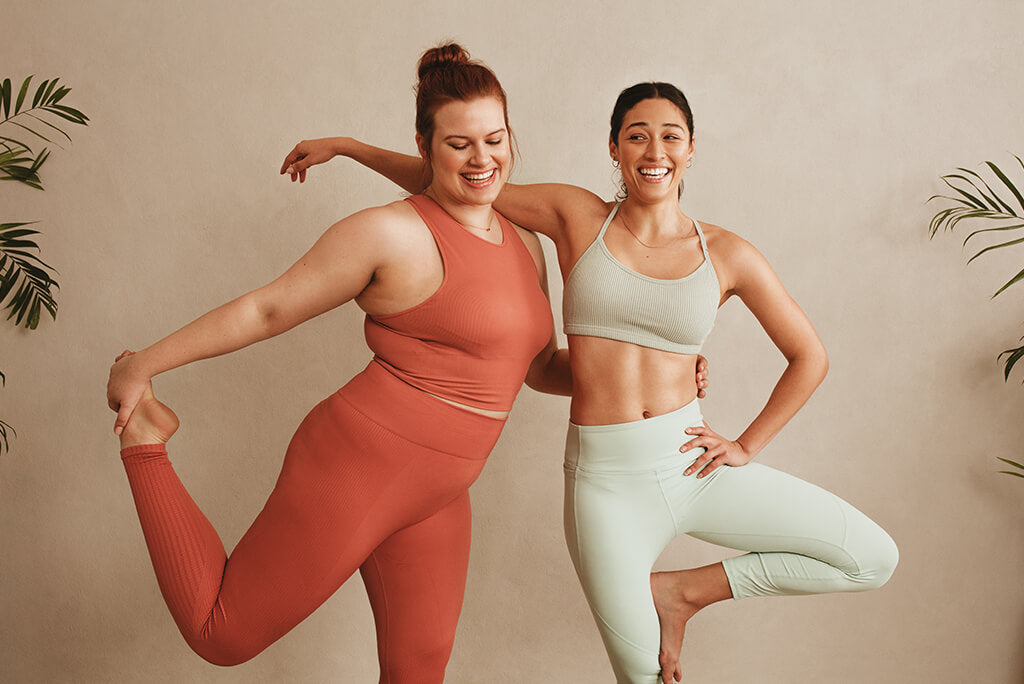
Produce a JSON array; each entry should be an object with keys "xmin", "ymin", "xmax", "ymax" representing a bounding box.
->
[{"xmin": 417, "ymin": 42, "xmax": 471, "ymax": 79}]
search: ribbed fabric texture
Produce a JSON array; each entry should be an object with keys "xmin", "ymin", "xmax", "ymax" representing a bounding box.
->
[
  {"xmin": 365, "ymin": 194, "xmax": 553, "ymax": 410},
  {"xmin": 563, "ymin": 203, "xmax": 720, "ymax": 354},
  {"xmin": 120, "ymin": 362, "xmax": 504, "ymax": 675}
]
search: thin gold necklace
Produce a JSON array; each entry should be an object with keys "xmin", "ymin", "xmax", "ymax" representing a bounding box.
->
[
  {"xmin": 425, "ymin": 189, "xmax": 496, "ymax": 231},
  {"xmin": 619, "ymin": 211, "xmax": 692, "ymax": 249}
]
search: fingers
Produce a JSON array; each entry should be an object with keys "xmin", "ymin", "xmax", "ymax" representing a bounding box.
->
[
  {"xmin": 684, "ymin": 449, "xmax": 718, "ymax": 478},
  {"xmin": 681, "ymin": 425, "xmax": 722, "ymax": 478},
  {"xmin": 284, "ymin": 161, "xmax": 309, "ymax": 183},
  {"xmin": 280, "ymin": 146, "xmax": 303, "ymax": 175},
  {"xmin": 114, "ymin": 404, "xmax": 133, "ymax": 436}
]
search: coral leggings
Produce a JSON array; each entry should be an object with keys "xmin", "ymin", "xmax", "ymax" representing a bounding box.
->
[
  {"xmin": 563, "ymin": 398, "xmax": 899, "ymax": 684},
  {"xmin": 120, "ymin": 361, "xmax": 505, "ymax": 682}
]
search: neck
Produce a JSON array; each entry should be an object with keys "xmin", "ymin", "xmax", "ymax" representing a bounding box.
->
[
  {"xmin": 424, "ymin": 185, "xmax": 496, "ymax": 230},
  {"xmin": 618, "ymin": 196, "xmax": 691, "ymax": 237}
]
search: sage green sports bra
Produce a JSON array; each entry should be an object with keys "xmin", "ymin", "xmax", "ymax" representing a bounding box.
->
[{"xmin": 562, "ymin": 203, "xmax": 720, "ymax": 354}]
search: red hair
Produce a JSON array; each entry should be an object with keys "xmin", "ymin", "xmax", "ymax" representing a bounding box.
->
[{"xmin": 415, "ymin": 43, "xmax": 513, "ymax": 160}]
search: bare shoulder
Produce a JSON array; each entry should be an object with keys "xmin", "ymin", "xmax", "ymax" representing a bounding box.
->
[
  {"xmin": 698, "ymin": 221, "xmax": 776, "ymax": 297},
  {"xmin": 335, "ymin": 199, "xmax": 421, "ymax": 236},
  {"xmin": 323, "ymin": 200, "xmax": 434, "ymax": 253},
  {"xmin": 700, "ymin": 221, "xmax": 765, "ymax": 266}
]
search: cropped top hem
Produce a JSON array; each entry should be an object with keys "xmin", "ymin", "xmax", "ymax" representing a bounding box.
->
[
  {"xmin": 368, "ymin": 358, "xmax": 514, "ymax": 415},
  {"xmin": 563, "ymin": 325, "xmax": 704, "ymax": 355}
]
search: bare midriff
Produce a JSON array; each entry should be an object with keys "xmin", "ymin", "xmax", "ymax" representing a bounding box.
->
[
  {"xmin": 568, "ymin": 335, "xmax": 698, "ymax": 426},
  {"xmin": 427, "ymin": 392, "xmax": 511, "ymax": 420}
]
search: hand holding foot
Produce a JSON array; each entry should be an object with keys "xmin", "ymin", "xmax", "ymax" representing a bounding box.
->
[
  {"xmin": 118, "ymin": 383, "xmax": 179, "ymax": 449},
  {"xmin": 108, "ymin": 350, "xmax": 179, "ymax": 447}
]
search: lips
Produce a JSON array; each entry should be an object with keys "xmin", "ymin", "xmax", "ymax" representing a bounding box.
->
[
  {"xmin": 461, "ymin": 169, "xmax": 497, "ymax": 187},
  {"xmin": 638, "ymin": 167, "xmax": 670, "ymax": 182}
]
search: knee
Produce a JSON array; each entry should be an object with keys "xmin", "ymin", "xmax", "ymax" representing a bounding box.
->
[
  {"xmin": 854, "ymin": 528, "xmax": 899, "ymax": 591},
  {"xmin": 186, "ymin": 634, "xmax": 264, "ymax": 667}
]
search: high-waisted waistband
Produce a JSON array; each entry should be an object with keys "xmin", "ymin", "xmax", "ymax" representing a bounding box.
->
[
  {"xmin": 337, "ymin": 360, "xmax": 506, "ymax": 459},
  {"xmin": 565, "ymin": 398, "xmax": 705, "ymax": 473}
]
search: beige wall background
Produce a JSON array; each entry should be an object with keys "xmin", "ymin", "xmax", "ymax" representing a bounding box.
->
[{"xmin": 3, "ymin": 1, "xmax": 1023, "ymax": 682}]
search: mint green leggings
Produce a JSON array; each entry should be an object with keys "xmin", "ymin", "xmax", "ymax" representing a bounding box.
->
[{"xmin": 563, "ymin": 398, "xmax": 898, "ymax": 684}]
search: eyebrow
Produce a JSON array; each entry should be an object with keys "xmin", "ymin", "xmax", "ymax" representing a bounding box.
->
[
  {"xmin": 625, "ymin": 122, "xmax": 686, "ymax": 132},
  {"xmin": 443, "ymin": 129, "xmax": 507, "ymax": 141}
]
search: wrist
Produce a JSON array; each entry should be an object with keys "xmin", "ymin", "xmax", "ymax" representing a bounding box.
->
[
  {"xmin": 734, "ymin": 438, "xmax": 757, "ymax": 461},
  {"xmin": 128, "ymin": 348, "xmax": 161, "ymax": 382},
  {"xmin": 332, "ymin": 136, "xmax": 353, "ymax": 158}
]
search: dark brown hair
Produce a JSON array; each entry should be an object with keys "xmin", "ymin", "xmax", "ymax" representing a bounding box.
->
[
  {"xmin": 415, "ymin": 43, "xmax": 513, "ymax": 160},
  {"xmin": 610, "ymin": 82, "xmax": 694, "ymax": 200},
  {"xmin": 609, "ymin": 82, "xmax": 694, "ymax": 144}
]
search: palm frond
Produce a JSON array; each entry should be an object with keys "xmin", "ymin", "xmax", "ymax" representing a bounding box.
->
[
  {"xmin": 930, "ymin": 158, "xmax": 1024, "ymax": 299},
  {"xmin": 0, "ymin": 221, "xmax": 59, "ymax": 329},
  {"xmin": 996, "ymin": 457, "xmax": 1024, "ymax": 479},
  {"xmin": 0, "ymin": 76, "xmax": 88, "ymax": 190},
  {"xmin": 986, "ymin": 161, "xmax": 1024, "ymax": 215},
  {"xmin": 0, "ymin": 363, "xmax": 10, "ymax": 455},
  {"xmin": 0, "ymin": 417, "xmax": 13, "ymax": 455},
  {"xmin": 993, "ymin": 267, "xmax": 1024, "ymax": 298},
  {"xmin": 998, "ymin": 338, "xmax": 1024, "ymax": 382}
]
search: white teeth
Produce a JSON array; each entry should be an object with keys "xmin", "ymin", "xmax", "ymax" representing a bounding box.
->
[
  {"xmin": 639, "ymin": 168, "xmax": 669, "ymax": 178},
  {"xmin": 463, "ymin": 170, "xmax": 495, "ymax": 181}
]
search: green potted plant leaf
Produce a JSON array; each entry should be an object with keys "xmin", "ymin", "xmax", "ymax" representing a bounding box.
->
[
  {"xmin": 1, "ymin": 76, "xmax": 89, "ymax": 453},
  {"xmin": 929, "ymin": 156, "xmax": 1024, "ymax": 382}
]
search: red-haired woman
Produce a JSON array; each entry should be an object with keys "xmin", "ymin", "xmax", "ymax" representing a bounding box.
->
[{"xmin": 106, "ymin": 43, "xmax": 564, "ymax": 682}]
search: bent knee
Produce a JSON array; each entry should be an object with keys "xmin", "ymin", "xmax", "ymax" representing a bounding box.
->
[
  {"xmin": 853, "ymin": 530, "xmax": 899, "ymax": 591},
  {"xmin": 186, "ymin": 634, "xmax": 265, "ymax": 667}
]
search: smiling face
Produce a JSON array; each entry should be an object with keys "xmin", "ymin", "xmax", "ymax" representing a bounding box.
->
[
  {"xmin": 418, "ymin": 96, "xmax": 511, "ymax": 208},
  {"xmin": 609, "ymin": 97, "xmax": 694, "ymax": 203}
]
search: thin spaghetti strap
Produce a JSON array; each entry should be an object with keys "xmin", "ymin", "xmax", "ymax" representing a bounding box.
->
[
  {"xmin": 597, "ymin": 203, "xmax": 621, "ymax": 238},
  {"xmin": 694, "ymin": 219, "xmax": 711, "ymax": 258}
]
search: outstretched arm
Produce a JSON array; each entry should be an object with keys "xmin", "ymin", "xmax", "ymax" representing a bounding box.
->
[
  {"xmin": 683, "ymin": 234, "xmax": 827, "ymax": 477},
  {"xmin": 107, "ymin": 208, "xmax": 389, "ymax": 434},
  {"xmin": 281, "ymin": 137, "xmax": 429, "ymax": 194},
  {"xmin": 280, "ymin": 137, "xmax": 607, "ymax": 244}
]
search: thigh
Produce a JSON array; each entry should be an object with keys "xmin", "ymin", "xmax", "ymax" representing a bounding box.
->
[
  {"xmin": 213, "ymin": 392, "xmax": 465, "ymax": 652},
  {"xmin": 681, "ymin": 462, "xmax": 882, "ymax": 574},
  {"xmin": 564, "ymin": 465, "xmax": 675, "ymax": 682},
  {"xmin": 360, "ymin": 491, "xmax": 473, "ymax": 684}
]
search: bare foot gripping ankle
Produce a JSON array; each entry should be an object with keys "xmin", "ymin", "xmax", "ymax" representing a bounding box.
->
[
  {"xmin": 114, "ymin": 351, "xmax": 179, "ymax": 450},
  {"xmin": 651, "ymin": 564, "xmax": 733, "ymax": 683}
]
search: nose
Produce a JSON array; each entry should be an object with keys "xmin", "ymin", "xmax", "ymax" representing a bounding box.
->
[
  {"xmin": 470, "ymin": 142, "xmax": 490, "ymax": 166},
  {"xmin": 645, "ymin": 138, "xmax": 665, "ymax": 160}
]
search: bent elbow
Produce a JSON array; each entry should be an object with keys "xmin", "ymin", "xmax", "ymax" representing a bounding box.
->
[{"xmin": 817, "ymin": 345, "xmax": 829, "ymax": 383}]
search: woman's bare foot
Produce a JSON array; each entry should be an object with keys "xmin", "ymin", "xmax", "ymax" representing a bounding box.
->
[
  {"xmin": 651, "ymin": 564, "xmax": 732, "ymax": 684},
  {"xmin": 651, "ymin": 571, "xmax": 697, "ymax": 683},
  {"xmin": 119, "ymin": 386, "xmax": 179, "ymax": 449}
]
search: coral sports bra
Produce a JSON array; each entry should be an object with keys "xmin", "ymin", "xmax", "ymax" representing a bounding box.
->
[{"xmin": 364, "ymin": 194, "xmax": 553, "ymax": 411}]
